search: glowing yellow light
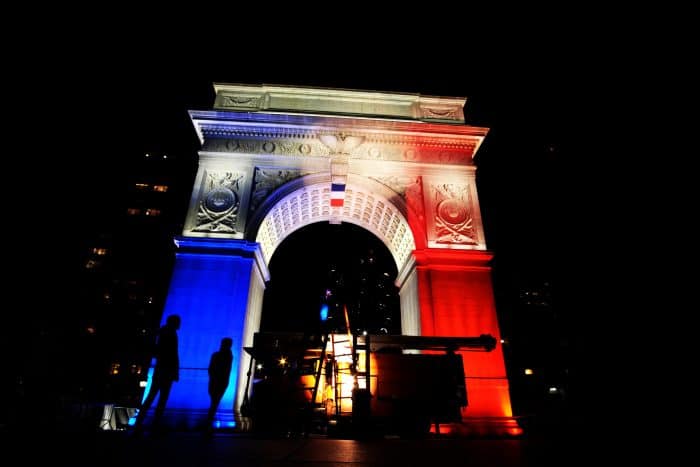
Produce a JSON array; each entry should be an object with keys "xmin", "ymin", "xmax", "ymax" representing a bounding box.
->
[
  {"xmin": 278, "ymin": 356, "xmax": 287, "ymax": 366},
  {"xmin": 338, "ymin": 366, "xmax": 355, "ymax": 412},
  {"xmin": 524, "ymin": 368, "xmax": 534, "ymax": 375}
]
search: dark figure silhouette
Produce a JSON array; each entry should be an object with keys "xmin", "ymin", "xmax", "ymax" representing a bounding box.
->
[
  {"xmin": 205, "ymin": 337, "xmax": 233, "ymax": 431},
  {"xmin": 134, "ymin": 314, "xmax": 181, "ymax": 431}
]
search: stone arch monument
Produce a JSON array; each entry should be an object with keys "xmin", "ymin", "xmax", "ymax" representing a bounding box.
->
[{"xmin": 149, "ymin": 84, "xmax": 516, "ymax": 435}]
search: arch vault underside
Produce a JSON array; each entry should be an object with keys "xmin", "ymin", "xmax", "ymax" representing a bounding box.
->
[{"xmin": 254, "ymin": 174, "xmax": 416, "ymax": 273}]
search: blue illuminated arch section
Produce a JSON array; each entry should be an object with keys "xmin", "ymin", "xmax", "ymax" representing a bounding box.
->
[{"xmin": 140, "ymin": 238, "xmax": 266, "ymax": 428}]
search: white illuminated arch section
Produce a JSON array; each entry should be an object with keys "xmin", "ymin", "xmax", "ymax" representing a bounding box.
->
[{"xmin": 253, "ymin": 174, "xmax": 416, "ymax": 273}]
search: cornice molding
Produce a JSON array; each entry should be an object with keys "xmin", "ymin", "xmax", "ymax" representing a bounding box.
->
[{"xmin": 191, "ymin": 112, "xmax": 486, "ymax": 165}]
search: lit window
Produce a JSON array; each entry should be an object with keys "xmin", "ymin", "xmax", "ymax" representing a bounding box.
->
[
  {"xmin": 111, "ymin": 363, "xmax": 120, "ymax": 375},
  {"xmin": 127, "ymin": 208, "xmax": 141, "ymax": 216},
  {"xmin": 135, "ymin": 183, "xmax": 149, "ymax": 190},
  {"xmin": 92, "ymin": 247, "xmax": 108, "ymax": 256},
  {"xmin": 145, "ymin": 208, "xmax": 161, "ymax": 216},
  {"xmin": 152, "ymin": 185, "xmax": 168, "ymax": 192},
  {"xmin": 524, "ymin": 368, "xmax": 534, "ymax": 375}
]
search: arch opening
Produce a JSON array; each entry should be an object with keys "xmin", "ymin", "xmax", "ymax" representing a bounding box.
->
[{"xmin": 260, "ymin": 222, "xmax": 400, "ymax": 336}]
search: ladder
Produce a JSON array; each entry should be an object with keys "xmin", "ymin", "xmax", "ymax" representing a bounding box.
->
[
  {"xmin": 329, "ymin": 333, "xmax": 371, "ymax": 417},
  {"xmin": 309, "ymin": 333, "xmax": 329, "ymax": 405}
]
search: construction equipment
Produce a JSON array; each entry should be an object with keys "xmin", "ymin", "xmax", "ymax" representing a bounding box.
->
[{"xmin": 243, "ymin": 331, "xmax": 496, "ymax": 438}]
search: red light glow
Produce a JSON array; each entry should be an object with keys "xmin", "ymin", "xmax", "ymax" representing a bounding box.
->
[{"xmin": 414, "ymin": 249, "xmax": 514, "ymax": 420}]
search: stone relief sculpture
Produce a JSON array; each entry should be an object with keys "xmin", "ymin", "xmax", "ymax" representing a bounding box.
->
[
  {"xmin": 250, "ymin": 168, "xmax": 307, "ymax": 214},
  {"xmin": 432, "ymin": 183, "xmax": 477, "ymax": 245},
  {"xmin": 404, "ymin": 178, "xmax": 425, "ymax": 222},
  {"xmin": 371, "ymin": 176, "xmax": 425, "ymax": 222},
  {"xmin": 221, "ymin": 95, "xmax": 261, "ymax": 109},
  {"xmin": 193, "ymin": 172, "xmax": 244, "ymax": 233},
  {"xmin": 371, "ymin": 175, "xmax": 417, "ymax": 197}
]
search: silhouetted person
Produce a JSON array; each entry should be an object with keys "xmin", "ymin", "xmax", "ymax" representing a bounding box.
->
[
  {"xmin": 205, "ymin": 337, "xmax": 233, "ymax": 432},
  {"xmin": 134, "ymin": 314, "xmax": 180, "ymax": 432}
]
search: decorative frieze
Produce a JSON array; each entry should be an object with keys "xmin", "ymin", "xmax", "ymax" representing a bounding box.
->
[
  {"xmin": 203, "ymin": 135, "xmax": 474, "ymax": 166},
  {"xmin": 203, "ymin": 137, "xmax": 331, "ymax": 158}
]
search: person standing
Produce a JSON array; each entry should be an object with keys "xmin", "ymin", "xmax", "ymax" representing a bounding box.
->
[
  {"xmin": 205, "ymin": 337, "xmax": 233, "ymax": 432},
  {"xmin": 134, "ymin": 314, "xmax": 181, "ymax": 431}
]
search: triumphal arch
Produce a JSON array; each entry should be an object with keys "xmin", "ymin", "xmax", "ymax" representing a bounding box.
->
[{"xmin": 150, "ymin": 84, "xmax": 517, "ymax": 435}]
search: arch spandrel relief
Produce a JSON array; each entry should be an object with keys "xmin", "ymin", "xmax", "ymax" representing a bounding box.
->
[{"xmin": 191, "ymin": 171, "xmax": 245, "ymax": 234}]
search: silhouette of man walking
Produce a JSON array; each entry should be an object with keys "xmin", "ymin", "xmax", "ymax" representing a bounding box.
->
[
  {"xmin": 205, "ymin": 337, "xmax": 233, "ymax": 432},
  {"xmin": 134, "ymin": 314, "xmax": 181, "ymax": 432}
]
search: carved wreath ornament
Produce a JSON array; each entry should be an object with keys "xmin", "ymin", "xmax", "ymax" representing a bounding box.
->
[
  {"xmin": 433, "ymin": 184, "xmax": 477, "ymax": 245},
  {"xmin": 194, "ymin": 172, "xmax": 244, "ymax": 233}
]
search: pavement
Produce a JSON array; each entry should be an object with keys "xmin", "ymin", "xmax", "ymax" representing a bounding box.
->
[{"xmin": 5, "ymin": 427, "xmax": 584, "ymax": 467}]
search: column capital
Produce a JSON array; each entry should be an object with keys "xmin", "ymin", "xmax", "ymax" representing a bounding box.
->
[{"xmin": 174, "ymin": 237, "xmax": 269, "ymax": 281}]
